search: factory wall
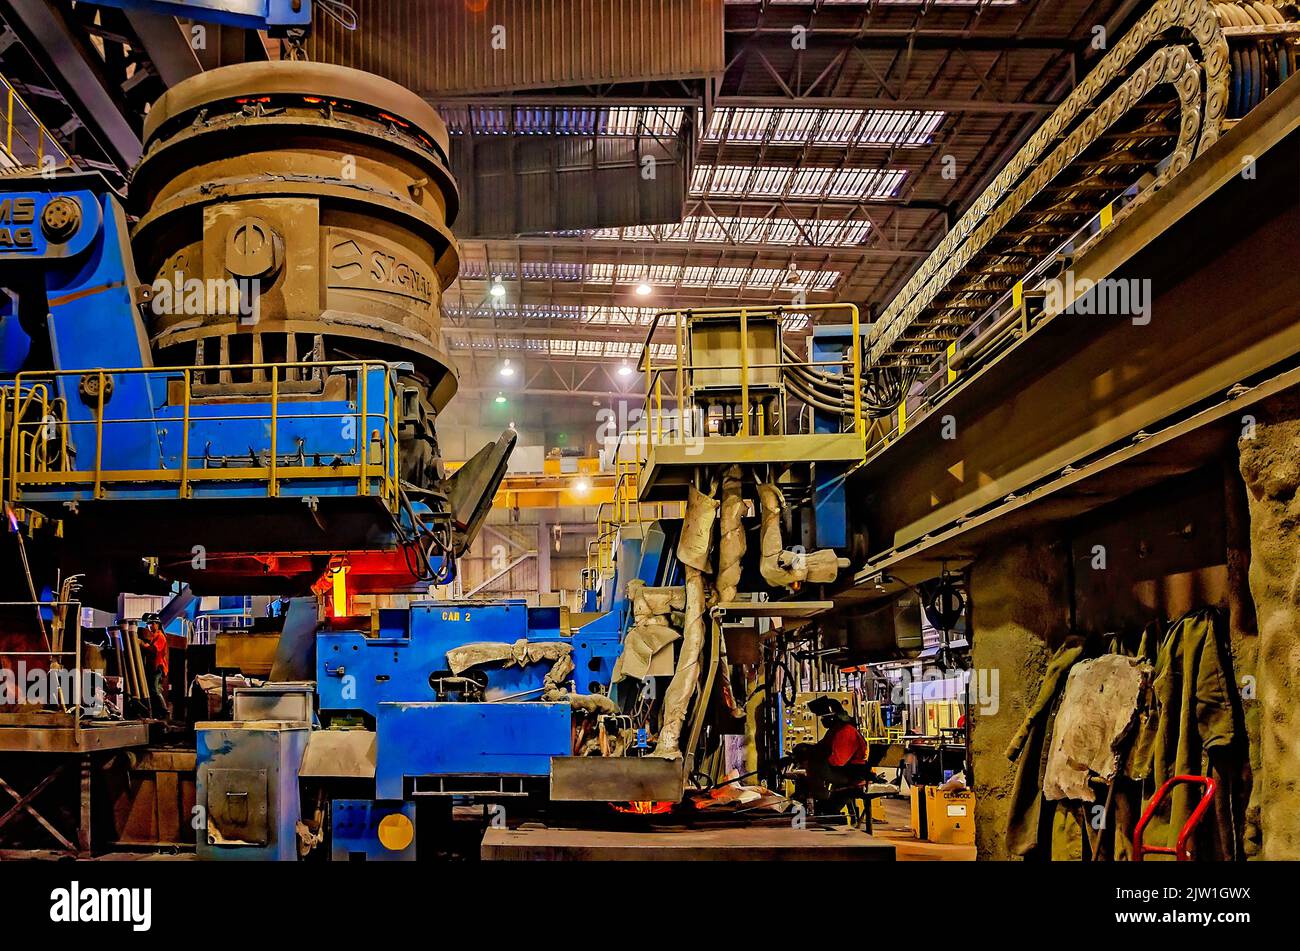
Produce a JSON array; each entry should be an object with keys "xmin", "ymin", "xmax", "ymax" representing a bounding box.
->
[
  {"xmin": 447, "ymin": 507, "xmax": 599, "ymax": 610},
  {"xmin": 1236, "ymin": 390, "xmax": 1300, "ymax": 860},
  {"xmin": 968, "ymin": 533, "xmax": 1071, "ymax": 861}
]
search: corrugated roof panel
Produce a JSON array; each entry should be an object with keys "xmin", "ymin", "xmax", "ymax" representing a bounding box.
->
[
  {"xmin": 692, "ymin": 164, "xmax": 906, "ymax": 199},
  {"xmin": 309, "ymin": 0, "xmax": 725, "ymax": 97},
  {"xmin": 704, "ymin": 107, "xmax": 945, "ymax": 147}
]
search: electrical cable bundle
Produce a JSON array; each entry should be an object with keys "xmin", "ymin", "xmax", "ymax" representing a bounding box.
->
[
  {"xmin": 864, "ymin": 0, "xmax": 1297, "ymax": 371},
  {"xmin": 393, "ymin": 484, "xmax": 456, "ymax": 585},
  {"xmin": 1214, "ymin": 3, "xmax": 1299, "ymax": 118},
  {"xmin": 781, "ymin": 342, "xmax": 920, "ymax": 421}
]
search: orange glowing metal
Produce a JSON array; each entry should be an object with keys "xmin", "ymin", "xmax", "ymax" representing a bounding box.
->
[{"xmin": 611, "ymin": 801, "xmax": 673, "ymax": 815}]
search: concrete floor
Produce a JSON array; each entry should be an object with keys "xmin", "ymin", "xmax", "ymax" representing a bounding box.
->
[
  {"xmin": 8, "ymin": 795, "xmax": 977, "ymax": 861},
  {"xmin": 873, "ymin": 797, "xmax": 977, "ymax": 861}
]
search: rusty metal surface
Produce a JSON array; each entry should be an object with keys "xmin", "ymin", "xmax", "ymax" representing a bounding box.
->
[
  {"xmin": 299, "ymin": 729, "xmax": 376, "ymax": 779},
  {"xmin": 306, "ymin": 0, "xmax": 725, "ymax": 97},
  {"xmin": 482, "ymin": 823, "xmax": 895, "ymax": 861},
  {"xmin": 548, "ymin": 755, "xmax": 684, "ymax": 803},
  {"xmin": 0, "ymin": 722, "xmax": 149, "ymax": 753},
  {"xmin": 142, "ymin": 60, "xmax": 452, "ymax": 159},
  {"xmin": 639, "ymin": 433, "xmax": 863, "ymax": 502},
  {"xmin": 131, "ymin": 61, "xmax": 462, "ymax": 411}
]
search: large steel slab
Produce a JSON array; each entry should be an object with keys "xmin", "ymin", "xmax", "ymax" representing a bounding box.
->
[{"xmin": 482, "ymin": 824, "xmax": 895, "ymax": 861}]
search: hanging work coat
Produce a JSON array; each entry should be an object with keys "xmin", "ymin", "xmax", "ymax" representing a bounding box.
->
[
  {"xmin": 1126, "ymin": 609, "xmax": 1236, "ymax": 858},
  {"xmin": 1004, "ymin": 637, "xmax": 1087, "ymax": 858}
]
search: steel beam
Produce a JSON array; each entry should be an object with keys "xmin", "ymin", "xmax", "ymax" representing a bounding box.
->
[
  {"xmin": 847, "ymin": 82, "xmax": 1300, "ymax": 590},
  {"xmin": 3, "ymin": 0, "xmax": 142, "ymax": 171}
]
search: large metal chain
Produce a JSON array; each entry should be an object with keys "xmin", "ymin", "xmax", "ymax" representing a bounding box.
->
[{"xmin": 868, "ymin": 0, "xmax": 1231, "ymax": 367}]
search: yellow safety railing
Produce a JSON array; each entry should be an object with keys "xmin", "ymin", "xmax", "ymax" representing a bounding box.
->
[
  {"xmin": 0, "ymin": 599, "xmax": 84, "ymax": 741},
  {"xmin": 638, "ymin": 303, "xmax": 865, "ymax": 449},
  {"xmin": 585, "ymin": 303, "xmax": 862, "ymax": 589},
  {"xmin": 0, "ymin": 73, "xmax": 71, "ymax": 172},
  {"xmin": 5, "ymin": 361, "xmax": 401, "ymax": 512},
  {"xmin": 583, "ymin": 438, "xmax": 684, "ymax": 588}
]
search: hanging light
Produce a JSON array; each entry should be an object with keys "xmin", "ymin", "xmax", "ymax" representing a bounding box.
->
[
  {"xmin": 494, "ymin": 391, "xmax": 507, "ymax": 405},
  {"xmin": 634, "ymin": 277, "xmax": 653, "ymax": 297},
  {"xmin": 618, "ymin": 360, "xmax": 633, "ymax": 377},
  {"xmin": 574, "ymin": 476, "xmax": 591, "ymax": 494},
  {"xmin": 499, "ymin": 358, "xmax": 515, "ymax": 378},
  {"xmin": 489, "ymin": 278, "xmax": 506, "ymax": 298}
]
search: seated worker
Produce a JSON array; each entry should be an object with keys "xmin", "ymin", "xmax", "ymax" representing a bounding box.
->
[{"xmin": 791, "ymin": 696, "xmax": 868, "ymax": 807}]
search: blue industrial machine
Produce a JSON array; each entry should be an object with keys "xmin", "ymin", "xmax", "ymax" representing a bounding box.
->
[
  {"xmin": 330, "ymin": 799, "xmax": 416, "ymax": 862},
  {"xmin": 0, "ymin": 55, "xmax": 593, "ymax": 861},
  {"xmin": 317, "ymin": 600, "xmax": 621, "ymax": 798}
]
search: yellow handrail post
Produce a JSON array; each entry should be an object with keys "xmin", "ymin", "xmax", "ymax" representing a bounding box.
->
[
  {"xmin": 268, "ymin": 367, "xmax": 279, "ymax": 497},
  {"xmin": 850, "ymin": 304, "xmax": 864, "ymax": 446},
  {"xmin": 180, "ymin": 369, "xmax": 191, "ymax": 498},
  {"xmin": 384, "ymin": 365, "xmax": 395, "ymax": 509},
  {"xmin": 739, "ymin": 307, "xmax": 749, "ymax": 436},
  {"xmin": 675, "ymin": 311, "xmax": 684, "ymax": 442},
  {"xmin": 357, "ymin": 365, "xmax": 367, "ymax": 496},
  {"xmin": 654, "ymin": 375, "xmax": 663, "ymax": 445},
  {"xmin": 8, "ymin": 378, "xmax": 19, "ymax": 501}
]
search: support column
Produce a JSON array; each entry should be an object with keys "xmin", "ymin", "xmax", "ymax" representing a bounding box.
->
[
  {"xmin": 967, "ymin": 532, "xmax": 1072, "ymax": 860},
  {"xmin": 78, "ymin": 754, "xmax": 91, "ymax": 858},
  {"xmin": 537, "ymin": 516, "xmax": 552, "ymax": 598},
  {"xmin": 1237, "ymin": 389, "xmax": 1300, "ymax": 860}
]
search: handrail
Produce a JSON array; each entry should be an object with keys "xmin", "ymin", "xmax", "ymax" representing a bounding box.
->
[
  {"xmin": 5, "ymin": 360, "xmax": 401, "ymax": 512},
  {"xmin": 0, "ymin": 72, "xmax": 72, "ymax": 172},
  {"xmin": 0, "ymin": 599, "xmax": 83, "ymax": 742},
  {"xmin": 640, "ymin": 303, "xmax": 865, "ymax": 449},
  {"xmin": 866, "ymin": 188, "xmax": 1143, "ymax": 456}
]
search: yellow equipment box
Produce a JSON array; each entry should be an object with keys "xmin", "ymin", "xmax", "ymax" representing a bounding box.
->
[{"xmin": 910, "ymin": 785, "xmax": 976, "ymax": 845}]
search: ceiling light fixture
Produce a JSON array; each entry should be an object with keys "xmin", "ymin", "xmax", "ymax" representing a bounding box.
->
[
  {"xmin": 499, "ymin": 359, "xmax": 515, "ymax": 378},
  {"xmin": 489, "ymin": 278, "xmax": 506, "ymax": 298},
  {"xmin": 494, "ymin": 391, "xmax": 507, "ymax": 405},
  {"xmin": 618, "ymin": 361, "xmax": 633, "ymax": 377}
]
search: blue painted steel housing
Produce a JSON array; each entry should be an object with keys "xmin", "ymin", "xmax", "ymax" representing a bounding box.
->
[
  {"xmin": 0, "ymin": 179, "xmax": 401, "ymax": 510},
  {"xmin": 318, "ymin": 600, "xmax": 626, "ymax": 796},
  {"xmin": 375, "ymin": 702, "xmax": 571, "ymax": 798},
  {"xmin": 318, "ymin": 600, "xmax": 621, "ymax": 715},
  {"xmin": 331, "ymin": 799, "xmax": 416, "ymax": 861}
]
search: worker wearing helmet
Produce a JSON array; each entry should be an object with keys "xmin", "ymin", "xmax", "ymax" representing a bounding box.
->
[
  {"xmin": 139, "ymin": 613, "xmax": 170, "ymax": 718},
  {"xmin": 790, "ymin": 696, "xmax": 868, "ymax": 806}
]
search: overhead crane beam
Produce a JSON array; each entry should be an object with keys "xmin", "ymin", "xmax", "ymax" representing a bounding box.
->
[{"xmin": 843, "ymin": 78, "xmax": 1300, "ymax": 599}]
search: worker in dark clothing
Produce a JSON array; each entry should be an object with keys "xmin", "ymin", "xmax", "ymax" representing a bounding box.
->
[
  {"xmin": 139, "ymin": 613, "xmax": 170, "ymax": 718},
  {"xmin": 791, "ymin": 696, "xmax": 868, "ymax": 806}
]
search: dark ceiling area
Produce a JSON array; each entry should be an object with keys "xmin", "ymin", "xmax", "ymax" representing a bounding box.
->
[{"xmin": 0, "ymin": 0, "xmax": 1146, "ymax": 422}]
